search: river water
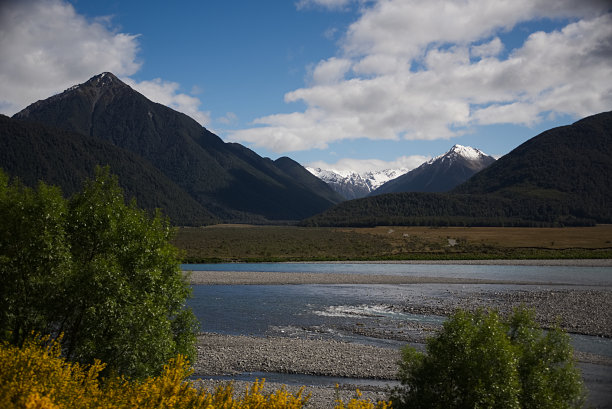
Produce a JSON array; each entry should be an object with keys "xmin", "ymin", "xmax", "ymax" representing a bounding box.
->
[{"xmin": 184, "ymin": 262, "xmax": 612, "ymax": 407}]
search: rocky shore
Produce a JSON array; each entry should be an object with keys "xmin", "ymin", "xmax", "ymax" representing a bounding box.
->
[
  {"xmin": 189, "ymin": 261, "xmax": 612, "ymax": 408},
  {"xmin": 192, "ymin": 333, "xmax": 400, "ymax": 408},
  {"xmin": 192, "ymin": 332, "xmax": 611, "ymax": 408}
]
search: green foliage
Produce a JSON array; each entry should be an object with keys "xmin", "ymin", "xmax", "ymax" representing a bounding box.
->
[
  {"xmin": 0, "ymin": 176, "xmax": 71, "ymax": 345},
  {"xmin": 392, "ymin": 308, "xmax": 585, "ymax": 409},
  {"xmin": 300, "ymin": 192, "xmax": 597, "ymax": 228},
  {"xmin": 0, "ymin": 167, "xmax": 198, "ymax": 378}
]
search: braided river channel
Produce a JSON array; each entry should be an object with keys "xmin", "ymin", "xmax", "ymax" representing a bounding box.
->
[{"xmin": 184, "ymin": 262, "xmax": 612, "ymax": 407}]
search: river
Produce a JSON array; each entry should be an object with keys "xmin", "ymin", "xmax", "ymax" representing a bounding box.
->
[{"xmin": 184, "ymin": 262, "xmax": 612, "ymax": 407}]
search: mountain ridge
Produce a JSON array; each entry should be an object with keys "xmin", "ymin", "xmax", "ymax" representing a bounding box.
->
[
  {"xmin": 306, "ymin": 167, "xmax": 408, "ymax": 199},
  {"xmin": 371, "ymin": 145, "xmax": 496, "ymax": 195},
  {"xmin": 7, "ymin": 72, "xmax": 344, "ymax": 224},
  {"xmin": 302, "ymin": 111, "xmax": 612, "ymax": 227}
]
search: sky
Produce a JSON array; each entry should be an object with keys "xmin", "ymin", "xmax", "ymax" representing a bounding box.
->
[{"xmin": 1, "ymin": 0, "xmax": 611, "ymax": 174}]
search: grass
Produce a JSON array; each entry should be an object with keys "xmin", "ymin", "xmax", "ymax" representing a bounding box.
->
[{"xmin": 172, "ymin": 224, "xmax": 612, "ymax": 263}]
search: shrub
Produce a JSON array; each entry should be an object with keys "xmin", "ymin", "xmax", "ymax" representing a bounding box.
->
[
  {"xmin": 0, "ymin": 167, "xmax": 198, "ymax": 378},
  {"xmin": 0, "ymin": 335, "xmax": 310, "ymax": 409},
  {"xmin": 334, "ymin": 388, "xmax": 392, "ymax": 409},
  {"xmin": 391, "ymin": 307, "xmax": 585, "ymax": 409}
]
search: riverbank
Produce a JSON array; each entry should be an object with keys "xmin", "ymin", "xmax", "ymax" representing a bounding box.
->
[
  {"xmin": 192, "ymin": 333, "xmax": 612, "ymax": 408},
  {"xmin": 188, "ymin": 261, "xmax": 612, "ymax": 407},
  {"xmin": 192, "ymin": 334, "xmax": 398, "ymax": 408},
  {"xmin": 187, "ymin": 270, "xmax": 551, "ymax": 285}
]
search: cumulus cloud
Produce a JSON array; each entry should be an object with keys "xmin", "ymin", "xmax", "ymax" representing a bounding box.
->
[
  {"xmin": 471, "ymin": 37, "xmax": 504, "ymax": 59},
  {"xmin": 0, "ymin": 0, "xmax": 140, "ymax": 114},
  {"xmin": 0, "ymin": 0, "xmax": 210, "ymax": 126},
  {"xmin": 311, "ymin": 57, "xmax": 353, "ymax": 85},
  {"xmin": 217, "ymin": 112, "xmax": 238, "ymax": 125},
  {"xmin": 307, "ymin": 155, "xmax": 430, "ymax": 174},
  {"xmin": 122, "ymin": 78, "xmax": 211, "ymax": 126},
  {"xmin": 230, "ymin": 0, "xmax": 612, "ymax": 153}
]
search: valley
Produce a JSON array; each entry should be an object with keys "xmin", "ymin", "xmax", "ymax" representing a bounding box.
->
[{"xmin": 173, "ymin": 224, "xmax": 612, "ymax": 263}]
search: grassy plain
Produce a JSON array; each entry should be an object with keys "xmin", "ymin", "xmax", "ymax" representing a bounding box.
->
[{"xmin": 173, "ymin": 224, "xmax": 612, "ymax": 263}]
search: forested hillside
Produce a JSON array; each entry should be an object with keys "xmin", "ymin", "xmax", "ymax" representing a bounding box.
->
[
  {"xmin": 302, "ymin": 111, "xmax": 612, "ymax": 227},
  {"xmin": 0, "ymin": 115, "xmax": 216, "ymax": 225},
  {"xmin": 6, "ymin": 73, "xmax": 342, "ymax": 224}
]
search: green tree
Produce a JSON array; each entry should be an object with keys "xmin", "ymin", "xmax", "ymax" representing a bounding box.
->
[
  {"xmin": 0, "ymin": 174, "xmax": 71, "ymax": 345},
  {"xmin": 0, "ymin": 167, "xmax": 198, "ymax": 378},
  {"xmin": 391, "ymin": 308, "xmax": 585, "ymax": 409}
]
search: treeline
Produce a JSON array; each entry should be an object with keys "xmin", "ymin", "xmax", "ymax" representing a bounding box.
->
[
  {"xmin": 301, "ymin": 192, "xmax": 599, "ymax": 228},
  {"xmin": 302, "ymin": 111, "xmax": 612, "ymax": 228}
]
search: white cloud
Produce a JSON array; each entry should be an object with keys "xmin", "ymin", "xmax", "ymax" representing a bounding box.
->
[
  {"xmin": 307, "ymin": 155, "xmax": 430, "ymax": 174},
  {"xmin": 0, "ymin": 0, "xmax": 140, "ymax": 115},
  {"xmin": 217, "ymin": 112, "xmax": 238, "ymax": 125},
  {"xmin": 230, "ymin": 0, "xmax": 612, "ymax": 153},
  {"xmin": 471, "ymin": 37, "xmax": 504, "ymax": 58},
  {"xmin": 0, "ymin": 0, "xmax": 211, "ymax": 127},
  {"xmin": 122, "ymin": 78, "xmax": 211, "ymax": 126},
  {"xmin": 311, "ymin": 57, "xmax": 353, "ymax": 85}
]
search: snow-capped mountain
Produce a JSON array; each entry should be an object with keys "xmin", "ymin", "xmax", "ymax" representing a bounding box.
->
[
  {"xmin": 306, "ymin": 167, "xmax": 409, "ymax": 200},
  {"xmin": 371, "ymin": 145, "xmax": 496, "ymax": 195}
]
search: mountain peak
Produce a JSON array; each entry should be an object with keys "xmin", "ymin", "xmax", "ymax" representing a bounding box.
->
[
  {"xmin": 371, "ymin": 145, "xmax": 496, "ymax": 195},
  {"xmin": 78, "ymin": 72, "xmax": 128, "ymax": 91},
  {"xmin": 429, "ymin": 144, "xmax": 488, "ymax": 165},
  {"xmin": 14, "ymin": 72, "xmax": 132, "ymax": 122},
  {"xmin": 307, "ymin": 166, "xmax": 409, "ymax": 200},
  {"xmin": 448, "ymin": 144, "xmax": 486, "ymax": 160}
]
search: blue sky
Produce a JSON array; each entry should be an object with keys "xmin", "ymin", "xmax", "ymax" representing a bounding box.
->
[{"xmin": 1, "ymin": 0, "xmax": 610, "ymax": 173}]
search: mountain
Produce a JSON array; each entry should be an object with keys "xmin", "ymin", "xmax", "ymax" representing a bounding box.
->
[
  {"xmin": 0, "ymin": 115, "xmax": 217, "ymax": 225},
  {"xmin": 302, "ymin": 111, "xmax": 612, "ymax": 227},
  {"xmin": 306, "ymin": 167, "xmax": 408, "ymax": 199},
  {"xmin": 453, "ymin": 111, "xmax": 612, "ymax": 219},
  {"xmin": 371, "ymin": 145, "xmax": 495, "ymax": 195},
  {"xmin": 275, "ymin": 157, "xmax": 344, "ymax": 204},
  {"xmin": 9, "ymin": 72, "xmax": 343, "ymax": 224}
]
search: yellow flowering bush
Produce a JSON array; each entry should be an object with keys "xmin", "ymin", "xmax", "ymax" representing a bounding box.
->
[
  {"xmin": 333, "ymin": 388, "xmax": 392, "ymax": 409},
  {"xmin": 0, "ymin": 335, "xmax": 389, "ymax": 409},
  {"xmin": 0, "ymin": 335, "xmax": 309, "ymax": 409}
]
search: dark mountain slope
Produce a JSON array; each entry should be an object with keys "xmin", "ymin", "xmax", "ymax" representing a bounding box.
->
[
  {"xmin": 454, "ymin": 111, "xmax": 612, "ymax": 223},
  {"xmin": 0, "ymin": 115, "xmax": 216, "ymax": 225},
  {"xmin": 302, "ymin": 111, "xmax": 612, "ymax": 227},
  {"xmin": 454, "ymin": 111, "xmax": 612, "ymax": 196},
  {"xmin": 372, "ymin": 145, "xmax": 495, "ymax": 195},
  {"xmin": 13, "ymin": 73, "xmax": 342, "ymax": 222},
  {"xmin": 274, "ymin": 157, "xmax": 345, "ymax": 204}
]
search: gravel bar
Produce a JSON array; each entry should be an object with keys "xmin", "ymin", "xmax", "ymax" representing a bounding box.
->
[{"xmin": 187, "ymin": 270, "xmax": 556, "ymax": 286}]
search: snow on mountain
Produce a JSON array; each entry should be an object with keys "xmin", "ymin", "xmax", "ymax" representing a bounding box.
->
[
  {"xmin": 371, "ymin": 145, "xmax": 496, "ymax": 195},
  {"xmin": 429, "ymin": 144, "xmax": 490, "ymax": 165},
  {"xmin": 308, "ymin": 145, "xmax": 496, "ymax": 199},
  {"xmin": 306, "ymin": 167, "xmax": 409, "ymax": 200}
]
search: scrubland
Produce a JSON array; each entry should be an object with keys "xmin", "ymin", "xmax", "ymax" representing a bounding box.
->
[{"xmin": 174, "ymin": 224, "xmax": 612, "ymax": 262}]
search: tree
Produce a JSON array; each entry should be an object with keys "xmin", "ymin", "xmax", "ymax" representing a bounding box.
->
[
  {"xmin": 0, "ymin": 167, "xmax": 198, "ymax": 378},
  {"xmin": 391, "ymin": 308, "xmax": 585, "ymax": 409},
  {"xmin": 0, "ymin": 174, "xmax": 71, "ymax": 345}
]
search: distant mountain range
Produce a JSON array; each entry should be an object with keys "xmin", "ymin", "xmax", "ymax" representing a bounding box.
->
[
  {"xmin": 302, "ymin": 111, "xmax": 612, "ymax": 227},
  {"xmin": 3, "ymin": 72, "xmax": 609, "ymax": 228},
  {"xmin": 2, "ymin": 72, "xmax": 344, "ymax": 225},
  {"xmin": 307, "ymin": 144, "xmax": 495, "ymax": 199},
  {"xmin": 371, "ymin": 145, "xmax": 495, "ymax": 195},
  {"xmin": 306, "ymin": 167, "xmax": 408, "ymax": 199}
]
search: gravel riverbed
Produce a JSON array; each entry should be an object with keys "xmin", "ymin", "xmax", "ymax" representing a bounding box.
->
[
  {"xmin": 193, "ymin": 334, "xmax": 400, "ymax": 408},
  {"xmin": 189, "ymin": 261, "xmax": 612, "ymax": 408}
]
